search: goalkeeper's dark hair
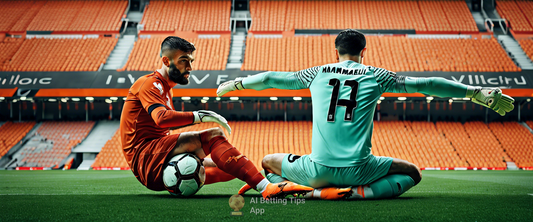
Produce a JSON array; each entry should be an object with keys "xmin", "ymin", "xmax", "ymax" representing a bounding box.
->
[
  {"xmin": 160, "ymin": 36, "xmax": 196, "ymax": 58},
  {"xmin": 335, "ymin": 29, "xmax": 366, "ymax": 56}
]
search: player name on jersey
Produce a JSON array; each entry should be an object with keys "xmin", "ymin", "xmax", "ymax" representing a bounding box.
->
[{"xmin": 321, "ymin": 66, "xmax": 369, "ymax": 75}]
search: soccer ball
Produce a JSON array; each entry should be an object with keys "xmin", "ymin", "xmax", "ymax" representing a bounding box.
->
[{"xmin": 163, "ymin": 153, "xmax": 205, "ymax": 197}]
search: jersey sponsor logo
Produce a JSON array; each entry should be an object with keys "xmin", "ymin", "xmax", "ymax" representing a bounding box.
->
[
  {"xmin": 153, "ymin": 82, "xmax": 164, "ymax": 95},
  {"xmin": 322, "ymin": 67, "xmax": 368, "ymax": 76}
]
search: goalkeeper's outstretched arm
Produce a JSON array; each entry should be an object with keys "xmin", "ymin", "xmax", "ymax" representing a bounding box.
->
[{"xmin": 382, "ymin": 74, "xmax": 515, "ymax": 116}]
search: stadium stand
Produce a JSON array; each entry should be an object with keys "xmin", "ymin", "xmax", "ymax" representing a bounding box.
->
[
  {"xmin": 1, "ymin": 0, "xmax": 128, "ymax": 32},
  {"xmin": 0, "ymin": 0, "xmax": 35, "ymax": 32},
  {"xmin": 496, "ymin": 0, "xmax": 533, "ymax": 32},
  {"xmin": 164, "ymin": 120, "xmax": 530, "ymax": 170},
  {"xmin": 16, "ymin": 121, "xmax": 95, "ymax": 168},
  {"xmin": 91, "ymin": 129, "xmax": 128, "ymax": 168},
  {"xmin": 519, "ymin": 38, "xmax": 533, "ymax": 61},
  {"xmin": 0, "ymin": 37, "xmax": 24, "ymax": 71},
  {"xmin": 242, "ymin": 36, "xmax": 520, "ymax": 72},
  {"xmin": 436, "ymin": 121, "xmax": 507, "ymax": 168},
  {"xmin": 2, "ymin": 37, "xmax": 117, "ymax": 72},
  {"xmin": 141, "ymin": 0, "xmax": 231, "ymax": 32},
  {"xmin": 0, "ymin": 121, "xmax": 36, "ymax": 158},
  {"xmin": 489, "ymin": 122, "xmax": 533, "ymax": 168},
  {"xmin": 121, "ymin": 37, "xmax": 230, "ymax": 71},
  {"xmin": 248, "ymin": 0, "xmax": 477, "ymax": 32}
]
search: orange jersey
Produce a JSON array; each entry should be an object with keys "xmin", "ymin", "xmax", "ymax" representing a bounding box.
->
[{"xmin": 120, "ymin": 71, "xmax": 194, "ymax": 190}]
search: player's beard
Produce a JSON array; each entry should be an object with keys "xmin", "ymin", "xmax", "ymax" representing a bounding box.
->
[{"xmin": 168, "ymin": 62, "xmax": 189, "ymax": 85}]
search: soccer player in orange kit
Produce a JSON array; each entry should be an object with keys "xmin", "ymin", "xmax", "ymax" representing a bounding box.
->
[{"xmin": 119, "ymin": 36, "xmax": 313, "ymax": 199}]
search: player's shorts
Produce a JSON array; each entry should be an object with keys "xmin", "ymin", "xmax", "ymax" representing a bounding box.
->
[
  {"xmin": 130, "ymin": 133, "xmax": 181, "ymax": 191},
  {"xmin": 280, "ymin": 154, "xmax": 393, "ymax": 188}
]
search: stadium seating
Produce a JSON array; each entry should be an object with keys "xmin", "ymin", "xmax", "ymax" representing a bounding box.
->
[
  {"xmin": 0, "ymin": 0, "xmax": 35, "ymax": 32},
  {"xmin": 2, "ymin": 37, "xmax": 117, "ymax": 72},
  {"xmin": 249, "ymin": 0, "xmax": 477, "ymax": 32},
  {"xmin": 0, "ymin": 37, "xmax": 24, "ymax": 71},
  {"xmin": 488, "ymin": 122, "xmax": 533, "ymax": 168},
  {"xmin": 436, "ymin": 121, "xmax": 507, "ymax": 168},
  {"xmin": 0, "ymin": 0, "xmax": 128, "ymax": 32},
  {"xmin": 92, "ymin": 129, "xmax": 128, "ymax": 168},
  {"xmin": 519, "ymin": 38, "xmax": 533, "ymax": 61},
  {"xmin": 141, "ymin": 0, "xmax": 231, "ymax": 32},
  {"xmin": 18, "ymin": 121, "xmax": 95, "ymax": 168},
  {"xmin": 0, "ymin": 121, "xmax": 36, "ymax": 158},
  {"xmin": 21, "ymin": 122, "xmax": 94, "ymax": 168},
  {"xmin": 496, "ymin": 0, "xmax": 533, "ymax": 32},
  {"xmin": 121, "ymin": 37, "xmax": 230, "ymax": 71},
  {"xmin": 242, "ymin": 36, "xmax": 520, "ymax": 72}
]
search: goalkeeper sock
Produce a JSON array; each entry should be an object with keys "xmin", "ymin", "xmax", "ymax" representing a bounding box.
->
[
  {"xmin": 204, "ymin": 167, "xmax": 236, "ymax": 185},
  {"xmin": 265, "ymin": 171, "xmax": 287, "ymax": 183},
  {"xmin": 349, "ymin": 174, "xmax": 415, "ymax": 199},
  {"xmin": 200, "ymin": 133, "xmax": 264, "ymax": 189}
]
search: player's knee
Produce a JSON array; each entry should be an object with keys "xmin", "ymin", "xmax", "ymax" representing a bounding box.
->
[
  {"xmin": 205, "ymin": 127, "xmax": 226, "ymax": 140},
  {"xmin": 261, "ymin": 154, "xmax": 275, "ymax": 170}
]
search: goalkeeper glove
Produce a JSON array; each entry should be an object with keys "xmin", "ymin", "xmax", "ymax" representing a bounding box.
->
[
  {"xmin": 468, "ymin": 87, "xmax": 515, "ymax": 116},
  {"xmin": 216, "ymin": 77, "xmax": 245, "ymax": 97},
  {"xmin": 193, "ymin": 110, "xmax": 232, "ymax": 135}
]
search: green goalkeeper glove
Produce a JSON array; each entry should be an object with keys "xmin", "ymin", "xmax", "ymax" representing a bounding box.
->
[
  {"xmin": 468, "ymin": 87, "xmax": 515, "ymax": 116},
  {"xmin": 216, "ymin": 77, "xmax": 245, "ymax": 97}
]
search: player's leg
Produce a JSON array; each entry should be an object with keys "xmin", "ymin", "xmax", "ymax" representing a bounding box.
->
[
  {"xmin": 256, "ymin": 153, "xmax": 351, "ymax": 200},
  {"xmin": 169, "ymin": 128, "xmax": 312, "ymax": 198},
  {"xmin": 348, "ymin": 158, "xmax": 420, "ymax": 199}
]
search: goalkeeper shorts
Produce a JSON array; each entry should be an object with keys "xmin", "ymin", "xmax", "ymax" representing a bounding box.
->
[{"xmin": 280, "ymin": 154, "xmax": 393, "ymax": 188}]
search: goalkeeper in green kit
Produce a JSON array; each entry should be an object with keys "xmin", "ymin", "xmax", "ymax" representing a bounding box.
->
[{"xmin": 217, "ymin": 29, "xmax": 515, "ymax": 200}]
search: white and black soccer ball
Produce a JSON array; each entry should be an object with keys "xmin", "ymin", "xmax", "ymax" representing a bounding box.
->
[{"xmin": 163, "ymin": 153, "xmax": 205, "ymax": 197}]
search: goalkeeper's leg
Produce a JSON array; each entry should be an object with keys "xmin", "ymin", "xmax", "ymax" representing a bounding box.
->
[{"xmin": 347, "ymin": 158, "xmax": 421, "ymax": 199}]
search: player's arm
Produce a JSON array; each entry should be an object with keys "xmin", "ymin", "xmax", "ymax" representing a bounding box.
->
[
  {"xmin": 217, "ymin": 66, "xmax": 320, "ymax": 96},
  {"xmin": 139, "ymin": 81, "xmax": 232, "ymax": 133},
  {"xmin": 374, "ymin": 68, "xmax": 515, "ymax": 116}
]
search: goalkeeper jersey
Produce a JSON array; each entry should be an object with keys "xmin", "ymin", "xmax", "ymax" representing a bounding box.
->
[{"xmin": 242, "ymin": 60, "xmax": 468, "ymax": 167}]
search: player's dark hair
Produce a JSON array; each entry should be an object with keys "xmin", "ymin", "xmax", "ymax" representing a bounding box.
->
[
  {"xmin": 160, "ymin": 36, "xmax": 196, "ymax": 57},
  {"xmin": 335, "ymin": 29, "xmax": 366, "ymax": 56}
]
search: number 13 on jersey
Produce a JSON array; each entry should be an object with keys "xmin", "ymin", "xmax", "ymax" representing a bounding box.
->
[{"xmin": 327, "ymin": 78, "xmax": 359, "ymax": 122}]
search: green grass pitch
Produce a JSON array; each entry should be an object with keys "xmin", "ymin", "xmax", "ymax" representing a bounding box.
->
[{"xmin": 0, "ymin": 170, "xmax": 532, "ymax": 221}]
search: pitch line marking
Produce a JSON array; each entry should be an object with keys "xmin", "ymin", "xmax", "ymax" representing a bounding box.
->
[{"xmin": 528, "ymin": 194, "xmax": 533, "ymax": 196}]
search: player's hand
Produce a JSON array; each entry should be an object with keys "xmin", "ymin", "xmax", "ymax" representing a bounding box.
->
[
  {"xmin": 216, "ymin": 77, "xmax": 245, "ymax": 97},
  {"xmin": 471, "ymin": 87, "xmax": 515, "ymax": 116},
  {"xmin": 193, "ymin": 110, "xmax": 232, "ymax": 135}
]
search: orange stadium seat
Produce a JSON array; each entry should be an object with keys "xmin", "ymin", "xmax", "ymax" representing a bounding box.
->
[
  {"xmin": 242, "ymin": 36, "xmax": 519, "ymax": 72},
  {"xmin": 489, "ymin": 122, "xmax": 533, "ymax": 168},
  {"xmin": 17, "ymin": 121, "xmax": 95, "ymax": 168},
  {"xmin": 0, "ymin": 37, "xmax": 24, "ymax": 71},
  {"xmin": 141, "ymin": 0, "xmax": 231, "ymax": 32},
  {"xmin": 248, "ymin": 0, "xmax": 477, "ymax": 32},
  {"xmin": 0, "ymin": 122, "xmax": 36, "ymax": 158},
  {"xmin": 121, "ymin": 37, "xmax": 230, "ymax": 71},
  {"xmin": 519, "ymin": 38, "xmax": 533, "ymax": 61},
  {"xmin": 0, "ymin": 1, "xmax": 35, "ymax": 32},
  {"xmin": 3, "ymin": 37, "xmax": 117, "ymax": 72},
  {"xmin": 92, "ymin": 130, "xmax": 129, "ymax": 168},
  {"xmin": 496, "ymin": 0, "xmax": 533, "ymax": 32},
  {"xmin": 9, "ymin": 0, "xmax": 128, "ymax": 32}
]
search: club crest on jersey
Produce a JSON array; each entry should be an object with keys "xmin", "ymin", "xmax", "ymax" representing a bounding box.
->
[{"xmin": 153, "ymin": 82, "xmax": 164, "ymax": 95}]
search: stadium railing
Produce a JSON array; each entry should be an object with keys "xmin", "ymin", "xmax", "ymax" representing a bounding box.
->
[{"xmin": 496, "ymin": 0, "xmax": 533, "ymax": 33}]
